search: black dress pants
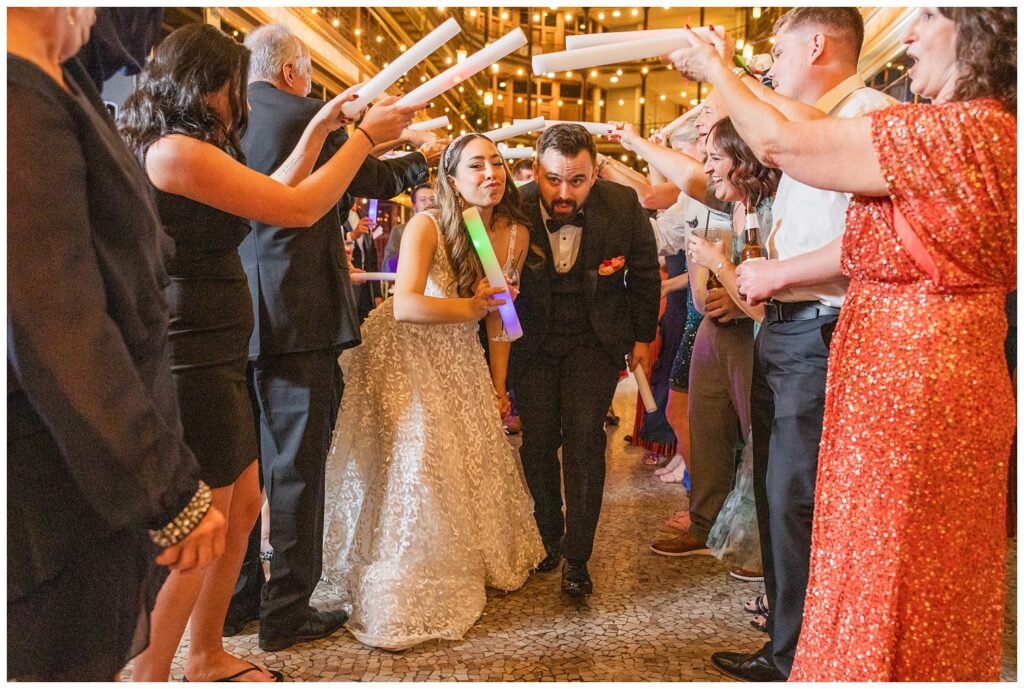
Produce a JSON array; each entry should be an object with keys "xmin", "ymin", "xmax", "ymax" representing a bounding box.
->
[
  {"xmin": 515, "ymin": 334, "xmax": 622, "ymax": 562},
  {"xmin": 751, "ymin": 312, "xmax": 837, "ymax": 678},
  {"xmin": 231, "ymin": 348, "xmax": 338, "ymax": 637}
]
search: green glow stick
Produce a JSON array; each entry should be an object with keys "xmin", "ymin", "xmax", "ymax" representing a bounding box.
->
[{"xmin": 462, "ymin": 206, "xmax": 522, "ymax": 340}]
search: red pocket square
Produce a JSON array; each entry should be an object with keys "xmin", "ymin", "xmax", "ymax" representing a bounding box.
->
[{"xmin": 598, "ymin": 256, "xmax": 626, "ymax": 276}]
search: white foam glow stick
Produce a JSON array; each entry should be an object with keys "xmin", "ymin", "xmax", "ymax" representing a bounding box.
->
[
  {"xmin": 565, "ymin": 26, "xmax": 723, "ymax": 51},
  {"xmin": 408, "ymin": 115, "xmax": 450, "ymax": 131},
  {"xmin": 342, "ymin": 18, "xmax": 461, "ymax": 116},
  {"xmin": 397, "ymin": 27, "xmax": 527, "ymax": 106},
  {"xmin": 498, "ymin": 145, "xmax": 535, "ymax": 160},
  {"xmin": 483, "ymin": 116, "xmax": 545, "ymax": 142},
  {"xmin": 350, "ymin": 272, "xmax": 397, "ymax": 283},
  {"xmin": 532, "ymin": 26, "xmax": 723, "ymax": 74},
  {"xmin": 631, "ymin": 359, "xmax": 658, "ymax": 413},
  {"xmin": 542, "ymin": 120, "xmax": 617, "ymax": 136}
]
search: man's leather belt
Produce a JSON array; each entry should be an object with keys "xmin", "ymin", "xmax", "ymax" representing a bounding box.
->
[{"xmin": 764, "ymin": 299, "xmax": 841, "ymax": 323}]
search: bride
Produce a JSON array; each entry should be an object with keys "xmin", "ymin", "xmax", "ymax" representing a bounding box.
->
[{"xmin": 322, "ymin": 134, "xmax": 545, "ymax": 650}]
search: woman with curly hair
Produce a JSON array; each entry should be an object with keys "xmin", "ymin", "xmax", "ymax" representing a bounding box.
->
[
  {"xmin": 650, "ymin": 116, "xmax": 780, "ymax": 561},
  {"xmin": 670, "ymin": 6, "xmax": 1016, "ymax": 681}
]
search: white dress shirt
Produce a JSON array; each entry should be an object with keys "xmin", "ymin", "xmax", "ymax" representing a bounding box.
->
[
  {"xmin": 541, "ymin": 203, "xmax": 584, "ymax": 274},
  {"xmin": 768, "ymin": 74, "xmax": 897, "ymax": 307}
]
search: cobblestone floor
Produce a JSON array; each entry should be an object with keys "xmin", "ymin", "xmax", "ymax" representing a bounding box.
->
[{"xmin": 130, "ymin": 379, "xmax": 1017, "ymax": 682}]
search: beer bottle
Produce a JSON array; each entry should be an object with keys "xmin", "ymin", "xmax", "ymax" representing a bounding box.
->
[{"xmin": 740, "ymin": 206, "xmax": 767, "ymax": 263}]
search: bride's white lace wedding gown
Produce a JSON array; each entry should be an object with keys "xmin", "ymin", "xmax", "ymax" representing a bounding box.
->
[{"xmin": 322, "ymin": 211, "xmax": 545, "ymax": 650}]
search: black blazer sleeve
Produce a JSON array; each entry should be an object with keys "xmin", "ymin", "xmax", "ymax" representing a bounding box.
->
[
  {"xmin": 622, "ymin": 188, "xmax": 661, "ymax": 343},
  {"xmin": 7, "ymin": 78, "xmax": 198, "ymax": 533},
  {"xmin": 318, "ymin": 126, "xmax": 429, "ymax": 207}
]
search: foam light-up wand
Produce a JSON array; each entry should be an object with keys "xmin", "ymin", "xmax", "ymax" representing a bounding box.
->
[
  {"xmin": 462, "ymin": 206, "xmax": 522, "ymax": 340},
  {"xmin": 408, "ymin": 115, "xmax": 450, "ymax": 131},
  {"xmin": 342, "ymin": 18, "xmax": 461, "ymax": 116},
  {"xmin": 631, "ymin": 358, "xmax": 658, "ymax": 413},
  {"xmin": 532, "ymin": 26, "xmax": 723, "ymax": 74},
  {"xmin": 498, "ymin": 145, "xmax": 535, "ymax": 160},
  {"xmin": 397, "ymin": 27, "xmax": 527, "ymax": 106},
  {"xmin": 483, "ymin": 116, "xmax": 545, "ymax": 143}
]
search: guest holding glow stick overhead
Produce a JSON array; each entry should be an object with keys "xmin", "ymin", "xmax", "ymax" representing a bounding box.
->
[
  {"xmin": 226, "ymin": 25, "xmax": 440, "ymax": 651},
  {"xmin": 668, "ymin": 7, "xmax": 1016, "ymax": 681},
  {"xmin": 321, "ymin": 133, "xmax": 544, "ymax": 651},
  {"xmin": 118, "ymin": 22, "xmax": 420, "ymax": 676}
]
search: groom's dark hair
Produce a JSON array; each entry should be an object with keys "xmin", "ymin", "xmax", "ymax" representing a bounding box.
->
[{"xmin": 537, "ymin": 124, "xmax": 597, "ymax": 163}]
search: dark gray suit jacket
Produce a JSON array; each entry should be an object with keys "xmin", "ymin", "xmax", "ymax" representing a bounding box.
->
[
  {"xmin": 239, "ymin": 81, "xmax": 428, "ymax": 357},
  {"xmin": 510, "ymin": 180, "xmax": 661, "ymax": 377}
]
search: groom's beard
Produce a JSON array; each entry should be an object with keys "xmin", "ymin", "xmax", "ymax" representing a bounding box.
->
[{"xmin": 542, "ymin": 195, "xmax": 585, "ymax": 225}]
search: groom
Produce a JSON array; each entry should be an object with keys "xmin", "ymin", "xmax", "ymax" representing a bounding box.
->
[{"xmin": 512, "ymin": 124, "xmax": 660, "ymax": 595}]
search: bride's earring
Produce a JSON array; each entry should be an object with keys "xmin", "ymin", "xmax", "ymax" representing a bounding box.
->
[{"xmin": 455, "ymin": 191, "xmax": 466, "ymax": 210}]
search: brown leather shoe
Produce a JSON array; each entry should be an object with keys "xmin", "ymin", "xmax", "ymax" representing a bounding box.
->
[
  {"xmin": 729, "ymin": 567, "xmax": 764, "ymax": 582},
  {"xmin": 650, "ymin": 532, "xmax": 712, "ymax": 557}
]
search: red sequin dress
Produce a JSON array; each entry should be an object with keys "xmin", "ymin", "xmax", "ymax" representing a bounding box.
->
[{"xmin": 790, "ymin": 100, "xmax": 1017, "ymax": 681}]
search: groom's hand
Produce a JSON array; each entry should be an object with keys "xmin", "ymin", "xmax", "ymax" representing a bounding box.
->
[{"xmin": 628, "ymin": 342, "xmax": 651, "ymax": 378}]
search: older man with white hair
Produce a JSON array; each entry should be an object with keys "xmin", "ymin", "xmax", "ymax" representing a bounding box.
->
[{"xmin": 228, "ymin": 23, "xmax": 442, "ymax": 653}]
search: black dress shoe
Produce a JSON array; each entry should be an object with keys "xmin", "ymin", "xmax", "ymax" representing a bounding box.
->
[
  {"xmin": 561, "ymin": 559, "xmax": 593, "ymax": 596},
  {"xmin": 259, "ymin": 608, "xmax": 349, "ymax": 652},
  {"xmin": 222, "ymin": 603, "xmax": 260, "ymax": 637},
  {"xmin": 534, "ymin": 551, "xmax": 562, "ymax": 573},
  {"xmin": 711, "ymin": 647, "xmax": 785, "ymax": 682}
]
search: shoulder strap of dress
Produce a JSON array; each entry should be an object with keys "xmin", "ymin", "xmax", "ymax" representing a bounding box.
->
[{"xmin": 419, "ymin": 208, "xmax": 444, "ymax": 239}]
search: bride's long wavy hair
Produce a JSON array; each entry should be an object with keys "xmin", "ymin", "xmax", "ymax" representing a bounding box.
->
[{"xmin": 435, "ymin": 134, "xmax": 529, "ymax": 298}]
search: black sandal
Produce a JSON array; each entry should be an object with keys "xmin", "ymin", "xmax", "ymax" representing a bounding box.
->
[
  {"xmin": 184, "ymin": 661, "xmax": 284, "ymax": 682},
  {"xmin": 743, "ymin": 594, "xmax": 769, "ymax": 616},
  {"xmin": 750, "ymin": 612, "xmax": 769, "ymax": 633}
]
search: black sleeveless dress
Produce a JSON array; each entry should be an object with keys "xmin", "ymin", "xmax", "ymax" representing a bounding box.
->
[{"xmin": 151, "ymin": 180, "xmax": 257, "ymax": 488}]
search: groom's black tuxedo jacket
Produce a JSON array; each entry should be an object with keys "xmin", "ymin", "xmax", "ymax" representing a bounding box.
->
[
  {"xmin": 240, "ymin": 81, "xmax": 428, "ymax": 358},
  {"xmin": 510, "ymin": 180, "xmax": 660, "ymax": 376}
]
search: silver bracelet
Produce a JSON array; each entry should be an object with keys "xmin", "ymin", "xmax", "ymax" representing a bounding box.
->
[{"xmin": 149, "ymin": 480, "xmax": 213, "ymax": 548}]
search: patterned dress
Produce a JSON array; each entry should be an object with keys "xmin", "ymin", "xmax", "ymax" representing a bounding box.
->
[
  {"xmin": 321, "ymin": 211, "xmax": 544, "ymax": 650},
  {"xmin": 791, "ymin": 100, "xmax": 1016, "ymax": 681}
]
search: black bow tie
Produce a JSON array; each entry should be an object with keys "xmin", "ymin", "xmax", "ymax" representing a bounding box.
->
[{"xmin": 546, "ymin": 212, "xmax": 584, "ymax": 234}]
